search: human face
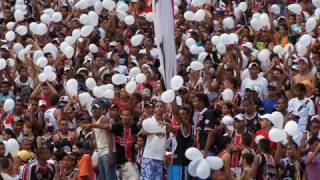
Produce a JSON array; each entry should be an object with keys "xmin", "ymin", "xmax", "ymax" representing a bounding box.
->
[
  {"xmin": 192, "ymin": 97, "xmax": 202, "ymax": 111},
  {"xmin": 154, "ymin": 101, "xmax": 165, "ymax": 116},
  {"xmin": 62, "ymin": 156, "xmax": 75, "ymax": 169},
  {"xmin": 259, "ymin": 118, "xmax": 270, "ymax": 129},
  {"xmin": 59, "ymin": 121, "xmax": 68, "ymax": 133},
  {"xmin": 310, "ymin": 122, "xmax": 320, "ymax": 136},
  {"xmin": 277, "ymin": 99, "xmax": 287, "ymax": 111},
  {"xmin": 242, "ymin": 101, "xmax": 252, "ymax": 113},
  {"xmin": 21, "ymin": 139, "xmax": 32, "ymax": 151},
  {"xmin": 249, "ymin": 66, "xmax": 259, "ymax": 78},
  {"xmin": 13, "ymin": 122, "xmax": 24, "ymax": 133},
  {"xmin": 179, "ymin": 109, "xmax": 189, "ymax": 122},
  {"xmin": 298, "ymin": 61, "xmax": 308, "ymax": 72},
  {"xmin": 120, "ymin": 110, "xmax": 131, "ymax": 125}
]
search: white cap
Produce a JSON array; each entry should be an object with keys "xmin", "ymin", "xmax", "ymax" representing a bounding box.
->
[
  {"xmin": 241, "ymin": 42, "xmax": 254, "ymax": 51},
  {"xmin": 222, "ymin": 115, "xmax": 234, "ymax": 131},
  {"xmin": 39, "ymin": 100, "xmax": 47, "ymax": 107}
]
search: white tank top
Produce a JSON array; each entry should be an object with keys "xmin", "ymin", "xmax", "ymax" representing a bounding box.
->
[{"xmin": 44, "ymin": 108, "xmax": 58, "ymax": 131}]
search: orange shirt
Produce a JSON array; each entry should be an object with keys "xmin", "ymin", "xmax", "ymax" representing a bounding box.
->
[
  {"xmin": 78, "ymin": 154, "xmax": 94, "ymax": 180},
  {"xmin": 273, "ymin": 33, "xmax": 289, "ymax": 47}
]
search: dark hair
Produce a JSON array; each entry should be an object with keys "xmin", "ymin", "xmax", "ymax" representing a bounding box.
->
[
  {"xmin": 295, "ymin": 83, "xmax": 306, "ymax": 93},
  {"xmin": 242, "ymin": 153, "xmax": 254, "ymax": 165},
  {"xmin": 0, "ymin": 157, "xmax": 10, "ymax": 170},
  {"xmin": 4, "ymin": 128, "xmax": 16, "ymax": 139},
  {"xmin": 194, "ymin": 93, "xmax": 209, "ymax": 108},
  {"xmin": 242, "ymin": 133, "xmax": 252, "ymax": 147},
  {"xmin": 259, "ymin": 139, "xmax": 271, "ymax": 154},
  {"xmin": 308, "ymin": 136, "xmax": 320, "ymax": 145},
  {"xmin": 217, "ymin": 136, "xmax": 232, "ymax": 152},
  {"xmin": 35, "ymin": 147, "xmax": 50, "ymax": 158},
  {"xmin": 223, "ymin": 102, "xmax": 234, "ymax": 114},
  {"xmin": 50, "ymin": 94, "xmax": 60, "ymax": 106}
]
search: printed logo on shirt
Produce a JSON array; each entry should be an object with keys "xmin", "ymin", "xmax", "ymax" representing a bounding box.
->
[{"xmin": 205, "ymin": 119, "xmax": 210, "ymax": 124}]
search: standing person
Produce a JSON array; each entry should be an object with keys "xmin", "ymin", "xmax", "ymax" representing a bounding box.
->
[
  {"xmin": 168, "ymin": 103, "xmax": 193, "ymax": 180},
  {"xmin": 304, "ymin": 136, "xmax": 320, "ymax": 180},
  {"xmin": 22, "ymin": 147, "xmax": 60, "ymax": 180},
  {"xmin": 44, "ymin": 94, "xmax": 62, "ymax": 132},
  {"xmin": 192, "ymin": 94, "xmax": 219, "ymax": 156},
  {"xmin": 59, "ymin": 152, "xmax": 78, "ymax": 180},
  {"xmin": 0, "ymin": 157, "xmax": 15, "ymax": 180},
  {"xmin": 140, "ymin": 101, "xmax": 168, "ymax": 180},
  {"xmin": 288, "ymin": 83, "xmax": 315, "ymax": 132},
  {"xmin": 89, "ymin": 100, "xmax": 117, "ymax": 180}
]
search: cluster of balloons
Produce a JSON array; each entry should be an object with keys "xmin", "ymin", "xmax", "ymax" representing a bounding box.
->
[
  {"xmin": 160, "ymin": 75, "xmax": 184, "ymax": 104},
  {"xmin": 38, "ymin": 65, "xmax": 57, "ymax": 82},
  {"xmin": 185, "ymin": 147, "xmax": 224, "ymax": 179}
]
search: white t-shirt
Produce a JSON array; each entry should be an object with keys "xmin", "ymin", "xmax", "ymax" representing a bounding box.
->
[
  {"xmin": 93, "ymin": 116, "xmax": 116, "ymax": 156},
  {"xmin": 114, "ymin": 65, "xmax": 128, "ymax": 74},
  {"xmin": 240, "ymin": 76, "xmax": 268, "ymax": 99},
  {"xmin": 139, "ymin": 48, "xmax": 160, "ymax": 58},
  {"xmin": 15, "ymin": 76, "xmax": 34, "ymax": 89},
  {"xmin": 142, "ymin": 116, "xmax": 166, "ymax": 161},
  {"xmin": 287, "ymin": 97, "xmax": 315, "ymax": 125}
]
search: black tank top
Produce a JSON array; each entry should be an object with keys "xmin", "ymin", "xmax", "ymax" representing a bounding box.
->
[{"xmin": 172, "ymin": 126, "xmax": 194, "ymax": 166}]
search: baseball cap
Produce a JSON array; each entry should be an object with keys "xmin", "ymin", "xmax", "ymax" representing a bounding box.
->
[
  {"xmin": 241, "ymin": 42, "xmax": 254, "ymax": 51},
  {"xmin": 268, "ymin": 81, "xmax": 277, "ymax": 90},
  {"xmin": 92, "ymin": 99, "xmax": 109, "ymax": 110},
  {"xmin": 297, "ymin": 57, "xmax": 309, "ymax": 64},
  {"xmin": 20, "ymin": 86, "xmax": 31, "ymax": 97},
  {"xmin": 291, "ymin": 64, "xmax": 299, "ymax": 71},
  {"xmin": 83, "ymin": 55, "xmax": 93, "ymax": 64},
  {"xmin": 64, "ymin": 65, "xmax": 71, "ymax": 72},
  {"xmin": 259, "ymin": 114, "xmax": 273, "ymax": 125},
  {"xmin": 246, "ymin": 85, "xmax": 261, "ymax": 94},
  {"xmin": 79, "ymin": 113, "xmax": 91, "ymax": 121},
  {"xmin": 17, "ymin": 150, "xmax": 32, "ymax": 162},
  {"xmin": 59, "ymin": 96, "xmax": 69, "ymax": 103},
  {"xmin": 248, "ymin": 62, "xmax": 259, "ymax": 68},
  {"xmin": 39, "ymin": 100, "xmax": 47, "ymax": 107},
  {"xmin": 222, "ymin": 115, "xmax": 234, "ymax": 131},
  {"xmin": 141, "ymin": 88, "xmax": 151, "ymax": 96},
  {"xmin": 234, "ymin": 114, "xmax": 245, "ymax": 122},
  {"xmin": 76, "ymin": 67, "xmax": 89, "ymax": 75}
]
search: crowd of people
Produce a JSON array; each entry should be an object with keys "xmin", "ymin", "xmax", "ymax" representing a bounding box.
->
[{"xmin": 0, "ymin": 0, "xmax": 320, "ymax": 179}]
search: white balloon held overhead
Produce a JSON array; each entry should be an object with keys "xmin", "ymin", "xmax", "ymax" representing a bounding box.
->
[
  {"xmin": 161, "ymin": 89, "xmax": 176, "ymax": 103},
  {"xmin": 0, "ymin": 58, "xmax": 7, "ymax": 70},
  {"xmin": 4, "ymin": 98, "xmax": 15, "ymax": 112},
  {"xmin": 125, "ymin": 15, "xmax": 135, "ymax": 25},
  {"xmin": 171, "ymin": 75, "xmax": 184, "ymax": 91}
]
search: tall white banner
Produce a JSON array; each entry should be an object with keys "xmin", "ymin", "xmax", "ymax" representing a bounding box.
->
[{"xmin": 153, "ymin": 0, "xmax": 177, "ymax": 89}]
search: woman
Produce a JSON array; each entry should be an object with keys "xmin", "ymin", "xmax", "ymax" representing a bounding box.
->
[
  {"xmin": 53, "ymin": 119, "xmax": 76, "ymax": 144},
  {"xmin": 60, "ymin": 153, "xmax": 78, "ymax": 180},
  {"xmin": 140, "ymin": 101, "xmax": 168, "ymax": 180},
  {"xmin": 213, "ymin": 136, "xmax": 232, "ymax": 180}
]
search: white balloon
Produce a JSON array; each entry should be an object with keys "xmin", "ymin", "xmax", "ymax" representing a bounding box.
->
[
  {"xmin": 51, "ymin": 12, "xmax": 62, "ymax": 22},
  {"xmin": 64, "ymin": 36, "xmax": 75, "ymax": 46},
  {"xmin": 43, "ymin": 8, "xmax": 54, "ymax": 16},
  {"xmin": 287, "ymin": 4, "xmax": 302, "ymax": 15},
  {"xmin": 89, "ymin": 44, "xmax": 98, "ymax": 53},
  {"xmin": 125, "ymin": 15, "xmax": 135, "ymax": 25},
  {"xmin": 18, "ymin": 49, "xmax": 26, "ymax": 62},
  {"xmin": 112, "ymin": 73, "xmax": 127, "ymax": 85},
  {"xmin": 146, "ymin": 12, "xmax": 154, "ymax": 22},
  {"xmin": 186, "ymin": 38, "xmax": 196, "ymax": 48},
  {"xmin": 93, "ymin": 86, "xmax": 105, "ymax": 98},
  {"xmin": 284, "ymin": 121, "xmax": 299, "ymax": 136},
  {"xmin": 271, "ymin": 111, "xmax": 284, "ymax": 129},
  {"xmin": 135, "ymin": 73, "xmax": 146, "ymax": 83},
  {"xmin": 80, "ymin": 25, "xmax": 94, "ymax": 37},
  {"xmin": 188, "ymin": 159, "xmax": 201, "ymax": 177},
  {"xmin": 79, "ymin": 14, "xmax": 90, "ymax": 25},
  {"xmin": 72, "ymin": 29, "xmax": 81, "ymax": 39},
  {"xmin": 88, "ymin": 11, "xmax": 99, "ymax": 26},
  {"xmin": 85, "ymin": 78, "xmax": 97, "ymax": 90},
  {"xmin": 196, "ymin": 159, "xmax": 211, "ymax": 179},
  {"xmin": 94, "ymin": 1, "xmax": 103, "ymax": 14},
  {"xmin": 64, "ymin": 46, "xmax": 75, "ymax": 59},
  {"xmin": 315, "ymin": 8, "xmax": 320, "ymax": 20},
  {"xmin": 216, "ymin": 43, "xmax": 226, "ymax": 54},
  {"xmin": 0, "ymin": 58, "xmax": 6, "ymax": 70},
  {"xmin": 269, "ymin": 128, "xmax": 286, "ymax": 142},
  {"xmin": 161, "ymin": 89, "xmax": 175, "ymax": 103},
  {"xmin": 314, "ymin": 0, "xmax": 320, "ymax": 8},
  {"xmin": 190, "ymin": 61, "xmax": 204, "ymax": 71},
  {"xmin": 36, "ymin": 23, "xmax": 48, "ymax": 36},
  {"xmin": 211, "ymin": 36, "xmax": 220, "ymax": 45},
  {"xmin": 116, "ymin": 10, "xmax": 127, "ymax": 21},
  {"xmin": 191, "ymin": 0, "xmax": 206, "ymax": 7},
  {"xmin": 14, "ymin": 9, "xmax": 25, "ymax": 21},
  {"xmin": 185, "ymin": 147, "xmax": 203, "ymax": 161},
  {"xmin": 79, "ymin": 92, "xmax": 91, "ymax": 106},
  {"xmin": 129, "ymin": 67, "xmax": 141, "ymax": 78},
  {"xmin": 6, "ymin": 138, "xmax": 19, "ymax": 156},
  {"xmin": 74, "ymin": 0, "xmax": 90, "ymax": 10},
  {"xmin": 171, "ymin": 75, "xmax": 184, "ymax": 91},
  {"xmin": 273, "ymin": 45, "xmax": 284, "ymax": 56},
  {"xmin": 238, "ymin": 2, "xmax": 248, "ymax": 12},
  {"xmin": 60, "ymin": 42, "xmax": 69, "ymax": 54},
  {"xmin": 229, "ymin": 33, "xmax": 239, "ymax": 44},
  {"xmin": 223, "ymin": 17, "xmax": 234, "ymax": 30},
  {"xmin": 125, "ymin": 81, "xmax": 137, "ymax": 94},
  {"xmin": 198, "ymin": 52, "xmax": 208, "ymax": 63},
  {"xmin": 206, "ymin": 156, "xmax": 224, "ymax": 170},
  {"xmin": 194, "ymin": 9, "xmax": 206, "ymax": 22},
  {"xmin": 102, "ymin": 0, "xmax": 116, "ymax": 11},
  {"xmin": 33, "ymin": 50, "xmax": 44, "ymax": 64},
  {"xmin": 29, "ymin": 22, "xmax": 38, "ymax": 34},
  {"xmin": 258, "ymin": 49, "xmax": 271, "ymax": 62},
  {"xmin": 117, "ymin": 1, "xmax": 129, "ymax": 12},
  {"xmin": 104, "ymin": 89, "xmax": 115, "ymax": 99},
  {"xmin": 189, "ymin": 45, "xmax": 201, "ymax": 55},
  {"xmin": 15, "ymin": 25, "xmax": 28, "ymax": 36},
  {"xmin": 284, "ymin": 43, "xmax": 294, "ymax": 55},
  {"xmin": 66, "ymin": 79, "xmax": 78, "ymax": 96},
  {"xmin": 250, "ymin": 18, "xmax": 261, "ymax": 31},
  {"xmin": 295, "ymin": 43, "xmax": 307, "ymax": 56},
  {"xmin": 36, "ymin": 57, "xmax": 48, "ymax": 68},
  {"xmin": 44, "ymin": 65, "xmax": 54, "ymax": 73},
  {"xmin": 4, "ymin": 98, "xmax": 15, "ymax": 112},
  {"xmin": 184, "ymin": 11, "xmax": 195, "ymax": 21},
  {"xmin": 6, "ymin": 22, "xmax": 15, "ymax": 30},
  {"xmin": 219, "ymin": 33, "xmax": 230, "ymax": 45},
  {"xmin": 222, "ymin": 88, "xmax": 234, "ymax": 101},
  {"xmin": 5, "ymin": 31, "xmax": 15, "ymax": 41},
  {"xmin": 38, "ymin": 72, "xmax": 48, "ymax": 82},
  {"xmin": 306, "ymin": 17, "xmax": 317, "ymax": 33},
  {"xmin": 41, "ymin": 14, "xmax": 51, "ymax": 24},
  {"xmin": 142, "ymin": 119, "xmax": 165, "ymax": 133},
  {"xmin": 300, "ymin": 34, "xmax": 313, "ymax": 44},
  {"xmin": 259, "ymin": 13, "xmax": 270, "ymax": 30},
  {"xmin": 271, "ymin": 4, "xmax": 280, "ymax": 15},
  {"xmin": 130, "ymin": 34, "xmax": 144, "ymax": 46},
  {"xmin": 46, "ymin": 72, "xmax": 57, "ymax": 81}
]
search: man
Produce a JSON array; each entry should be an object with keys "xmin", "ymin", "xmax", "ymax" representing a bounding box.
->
[
  {"xmin": 288, "ymin": 83, "xmax": 315, "ymax": 132},
  {"xmin": 305, "ymin": 136, "xmax": 320, "ymax": 180},
  {"xmin": 241, "ymin": 62, "xmax": 268, "ymax": 100},
  {"xmin": 293, "ymin": 57, "xmax": 315, "ymax": 97},
  {"xmin": 192, "ymin": 93, "xmax": 219, "ymax": 156},
  {"xmin": 44, "ymin": 94, "xmax": 62, "ymax": 132},
  {"xmin": 0, "ymin": 80, "xmax": 14, "ymax": 103},
  {"xmin": 87, "ymin": 99, "xmax": 117, "ymax": 180},
  {"xmin": 22, "ymin": 147, "xmax": 59, "ymax": 180}
]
